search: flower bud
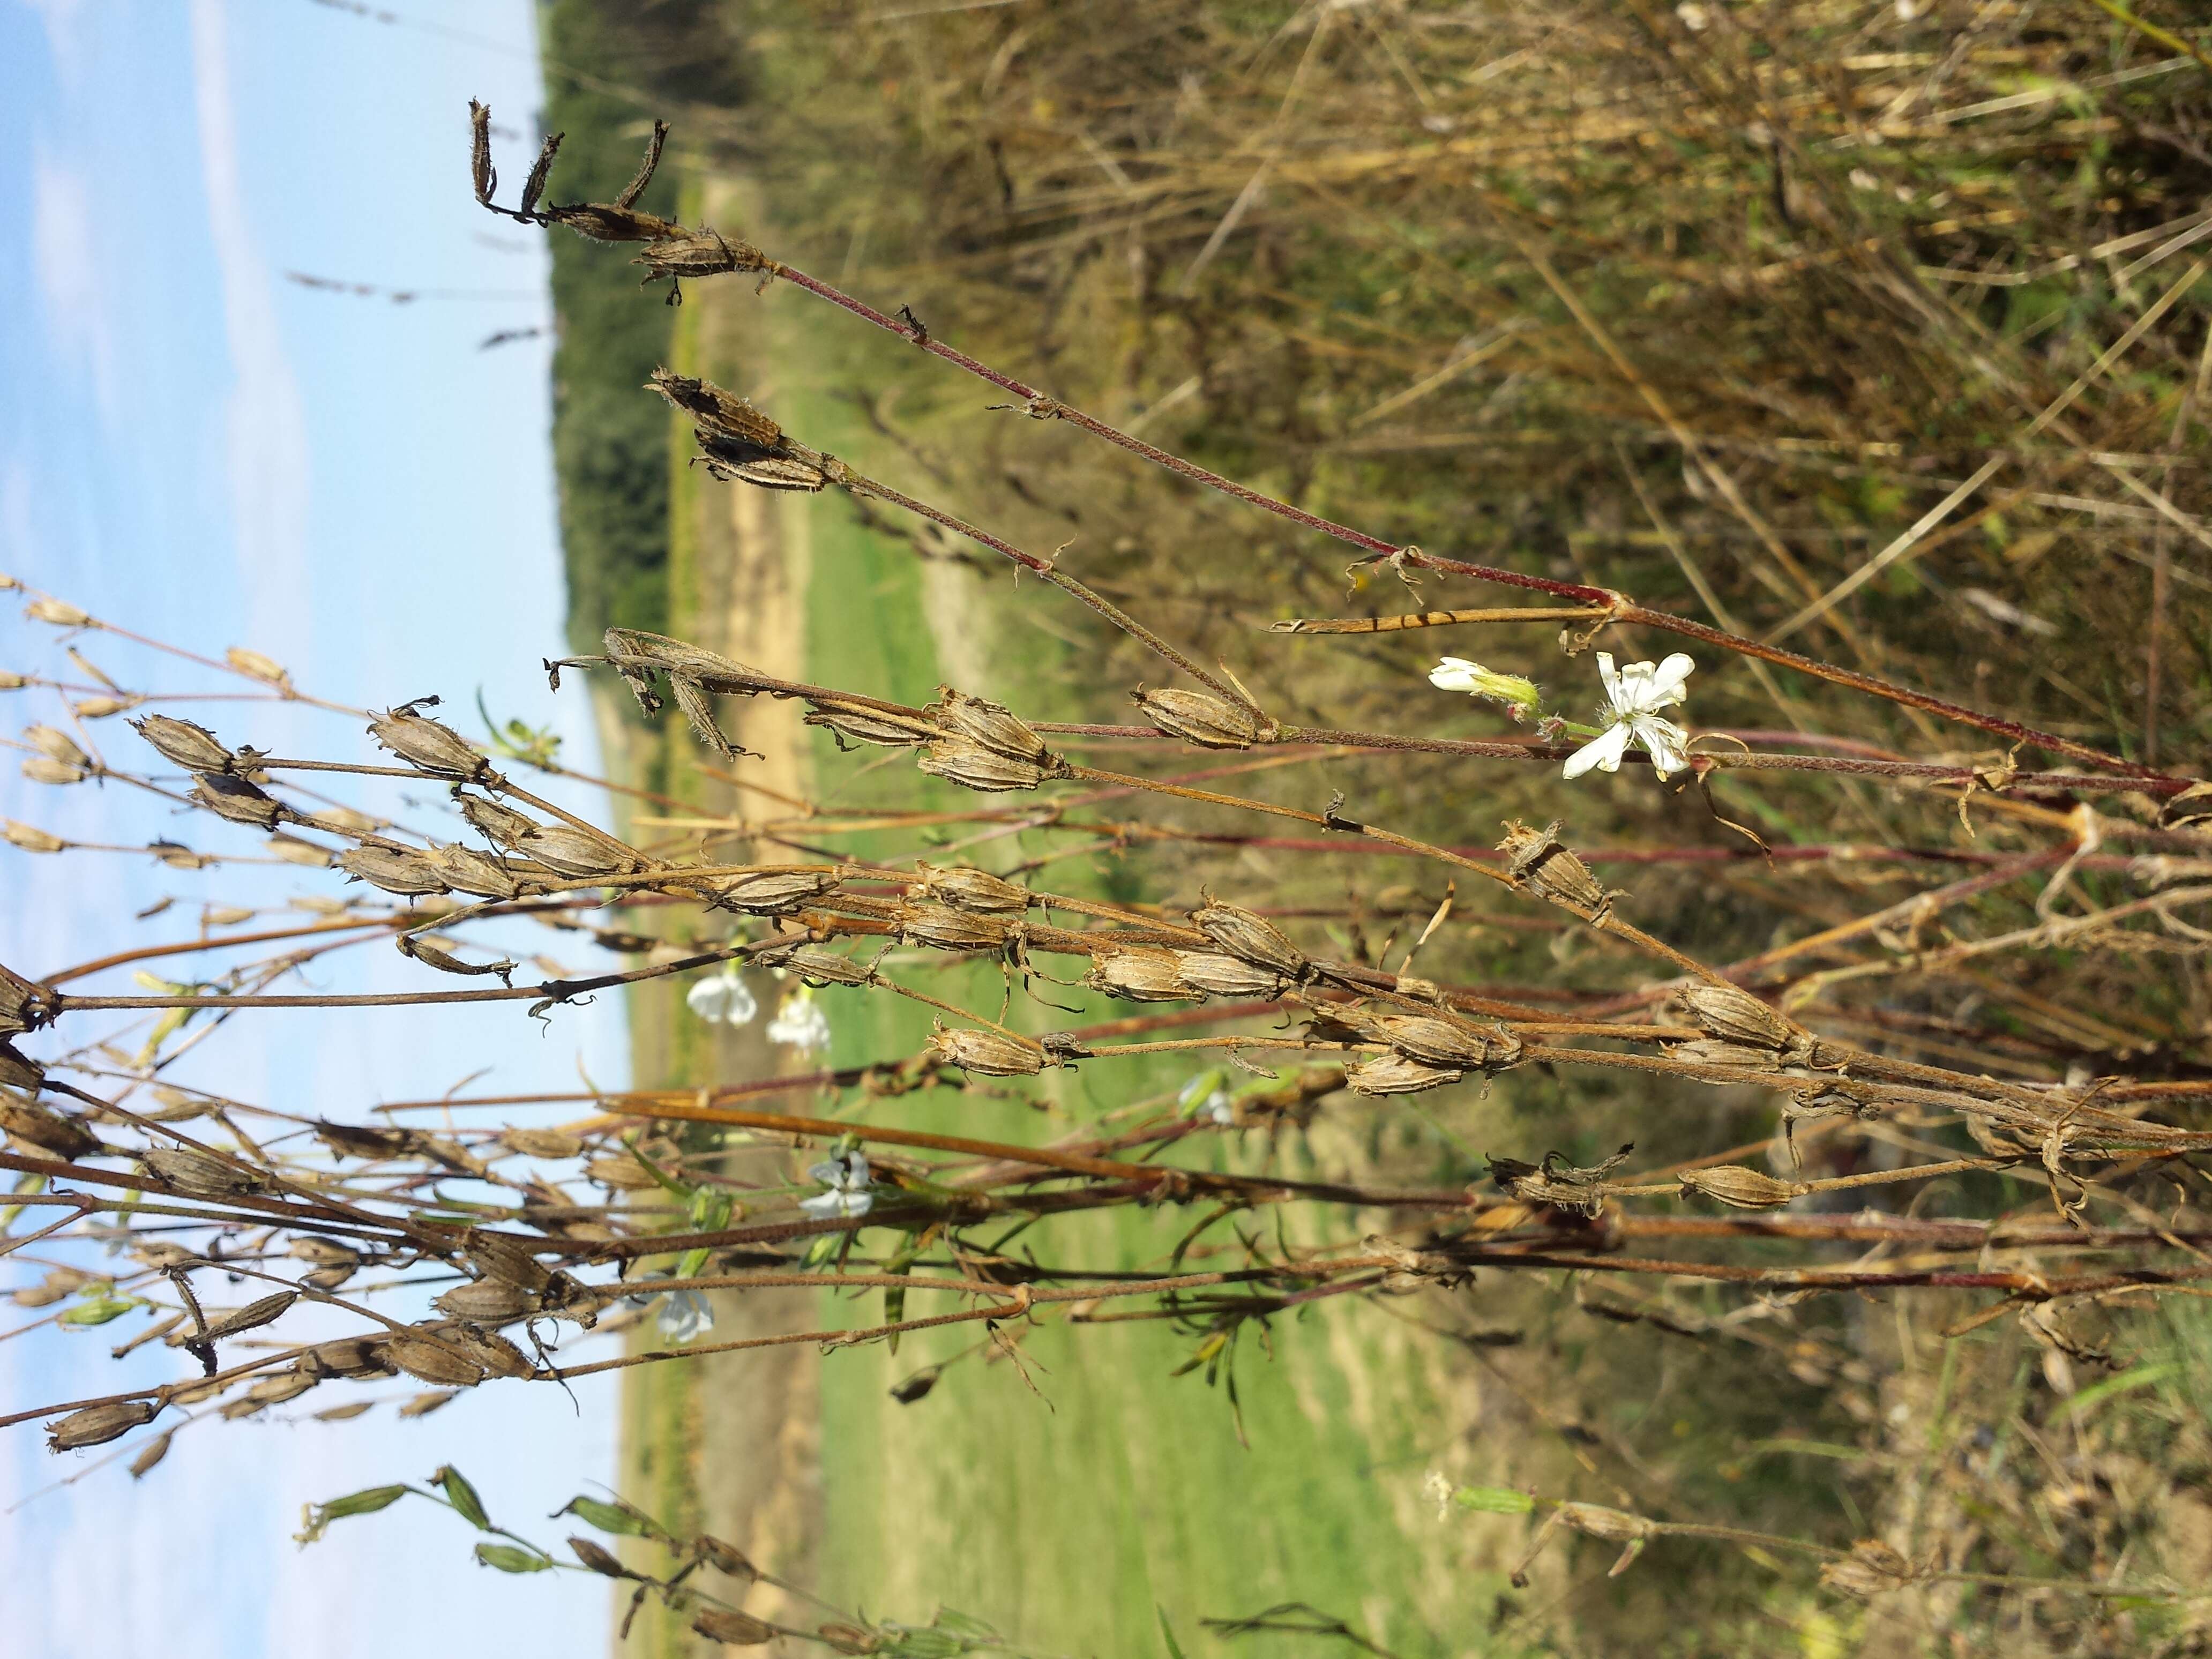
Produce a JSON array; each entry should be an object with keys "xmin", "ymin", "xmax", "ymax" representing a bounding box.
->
[
  {"xmin": 47, "ymin": 1399, "xmax": 158, "ymax": 1453},
  {"xmin": 710, "ymin": 869, "xmax": 839, "ymax": 915},
  {"xmin": 1428, "ymin": 657, "xmax": 1540, "ymax": 717},
  {"xmin": 915, "ymin": 863, "xmax": 1029, "ymax": 915},
  {"xmin": 916, "ymin": 737, "xmax": 1044, "ymax": 793},
  {"xmin": 26, "ymin": 598, "xmax": 91, "ymax": 627},
  {"xmin": 897, "ymin": 903, "xmax": 1015, "ymax": 953},
  {"xmin": 1086, "ymin": 948, "xmax": 1198, "ymax": 1003},
  {"xmin": 3, "ymin": 819, "xmax": 64, "ymax": 853},
  {"xmin": 1, "ymin": 1095, "xmax": 100, "ymax": 1159},
  {"xmin": 190, "ymin": 774, "xmax": 285, "ymax": 829},
  {"xmin": 367, "ymin": 707, "xmax": 491, "ymax": 781},
  {"xmin": 1677, "ymin": 1165, "xmax": 1807, "ymax": 1209},
  {"xmin": 20, "ymin": 757, "xmax": 86, "ymax": 785},
  {"xmin": 337, "ymin": 844, "xmax": 451, "ymax": 897},
  {"xmin": 225, "ymin": 646, "xmax": 292, "ymax": 689},
  {"xmin": 131, "ymin": 714, "xmax": 233, "ymax": 775},
  {"xmin": 1130, "ymin": 686, "xmax": 1274, "ymax": 750},
  {"xmin": 24, "ymin": 724, "xmax": 88, "ymax": 768},
  {"xmin": 1190, "ymin": 896, "xmax": 1306, "ymax": 980},
  {"xmin": 929, "ymin": 687, "xmax": 1046, "ymax": 762},
  {"xmin": 1347, "ymin": 1055, "xmax": 1463, "ymax": 1095},
  {"xmin": 927, "ymin": 1024, "xmax": 1045, "ymax": 1077},
  {"xmin": 1170, "ymin": 950, "xmax": 1289, "ymax": 999}
]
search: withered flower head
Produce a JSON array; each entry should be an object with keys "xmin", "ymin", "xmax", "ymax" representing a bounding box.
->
[
  {"xmin": 1819, "ymin": 1539, "xmax": 1923, "ymax": 1600},
  {"xmin": 1190, "ymin": 895, "xmax": 1306, "ymax": 980},
  {"xmin": 916, "ymin": 737, "xmax": 1045, "ymax": 794},
  {"xmin": 499, "ymin": 1126, "xmax": 584, "ymax": 1160},
  {"xmin": 928, "ymin": 687, "xmax": 1047, "ymax": 763},
  {"xmin": 132, "ymin": 714, "xmax": 233, "ymax": 775},
  {"xmin": 368, "ymin": 707, "xmax": 492, "ymax": 782},
  {"xmin": 1086, "ymin": 948, "xmax": 1198, "ymax": 1003},
  {"xmin": 1130, "ymin": 686, "xmax": 1275, "ymax": 750},
  {"xmin": 20, "ymin": 757, "xmax": 87, "ymax": 786},
  {"xmin": 0, "ymin": 1045, "xmax": 48, "ymax": 1094},
  {"xmin": 926, "ymin": 1023, "xmax": 1046, "ymax": 1077},
  {"xmin": 468, "ymin": 99, "xmax": 495, "ymax": 206},
  {"xmin": 648, "ymin": 370, "xmax": 784, "ymax": 453},
  {"xmin": 0, "ymin": 820, "xmax": 61, "ymax": 854}
]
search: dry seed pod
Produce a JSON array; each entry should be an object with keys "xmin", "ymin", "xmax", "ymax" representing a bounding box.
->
[
  {"xmin": 26, "ymin": 597, "xmax": 92, "ymax": 627},
  {"xmin": 1370, "ymin": 1014, "xmax": 1522, "ymax": 1072},
  {"xmin": 13, "ymin": 1266, "xmax": 92, "ymax": 1307},
  {"xmin": 1130, "ymin": 686, "xmax": 1275, "ymax": 750},
  {"xmin": 2159, "ymin": 781, "xmax": 2212, "ymax": 829},
  {"xmin": 458, "ymin": 793, "xmax": 541, "ymax": 847},
  {"xmin": 546, "ymin": 200, "xmax": 679, "ymax": 243},
  {"xmin": 189, "ymin": 773, "xmax": 285, "ymax": 830},
  {"xmin": 302, "ymin": 1336, "xmax": 395, "ymax": 1380},
  {"xmin": 288, "ymin": 1237, "xmax": 361, "ymax": 1268},
  {"xmin": 132, "ymin": 714, "xmax": 233, "ymax": 774},
  {"xmin": 516, "ymin": 824, "xmax": 639, "ymax": 879},
  {"xmin": 0, "ymin": 965, "xmax": 50, "ymax": 1036},
  {"xmin": 1496, "ymin": 819, "xmax": 1616, "ymax": 920},
  {"xmin": 805, "ymin": 704, "xmax": 934, "ymax": 749},
  {"xmin": 73, "ymin": 694, "xmax": 138, "ymax": 718},
  {"xmin": 3, "ymin": 819, "xmax": 65, "ymax": 853},
  {"xmin": 0, "ymin": 671, "xmax": 21, "ymax": 688},
  {"xmin": 425, "ymin": 842, "xmax": 522, "ymax": 899},
  {"xmin": 0, "ymin": 1043, "xmax": 47, "ymax": 1094},
  {"xmin": 692, "ymin": 1609, "xmax": 777, "ymax": 1647},
  {"xmin": 0, "ymin": 1095, "xmax": 102, "ymax": 1160},
  {"xmin": 47, "ymin": 1399, "xmax": 158, "ymax": 1453},
  {"xmin": 1190, "ymin": 896, "xmax": 1306, "ymax": 980},
  {"xmin": 929, "ymin": 687, "xmax": 1047, "ymax": 763},
  {"xmin": 438, "ymin": 1322, "xmax": 533, "ymax": 1378},
  {"xmin": 266, "ymin": 835, "xmax": 333, "ymax": 868},
  {"xmin": 1170, "ymin": 950, "xmax": 1289, "ymax": 1000},
  {"xmin": 1086, "ymin": 948, "xmax": 1199, "ymax": 1003},
  {"xmin": 927, "ymin": 1024, "xmax": 1046, "ymax": 1077},
  {"xmin": 916, "ymin": 737, "xmax": 1044, "ymax": 793},
  {"xmin": 140, "ymin": 1146, "xmax": 264, "ymax": 1200},
  {"xmin": 569, "ymin": 1537, "xmax": 630, "ymax": 1579},
  {"xmin": 148, "ymin": 840, "xmax": 212, "ymax": 870},
  {"xmin": 397, "ymin": 935, "xmax": 517, "ymax": 982},
  {"xmin": 129, "ymin": 1431, "xmax": 174, "ymax": 1478},
  {"xmin": 24, "ymin": 724, "xmax": 89, "ymax": 768},
  {"xmin": 1346, "ymin": 1055, "xmax": 1464, "ymax": 1096},
  {"xmin": 432, "ymin": 1281, "xmax": 539, "ymax": 1325},
  {"xmin": 668, "ymin": 675, "xmax": 738, "ymax": 759},
  {"xmin": 224, "ymin": 646, "xmax": 292, "ymax": 689},
  {"xmin": 702, "ymin": 450, "xmax": 830, "ymax": 492},
  {"xmin": 21, "ymin": 757, "xmax": 86, "ymax": 785},
  {"xmin": 897, "ymin": 903, "xmax": 1014, "ymax": 953},
  {"xmin": 647, "ymin": 370, "xmax": 784, "ymax": 451},
  {"xmin": 201, "ymin": 1292, "xmax": 297, "ymax": 1343},
  {"xmin": 586, "ymin": 1154, "xmax": 662, "ymax": 1191},
  {"xmin": 316, "ymin": 1120, "xmax": 411, "ymax": 1160},
  {"xmin": 500, "ymin": 1127, "xmax": 584, "ymax": 1160},
  {"xmin": 915, "ymin": 863, "xmax": 1029, "ymax": 915},
  {"xmin": 1676, "ymin": 984, "xmax": 1812, "ymax": 1061},
  {"xmin": 164, "ymin": 1376, "xmax": 230, "ymax": 1406},
  {"xmin": 1663, "ymin": 1037, "xmax": 1781, "ymax": 1071},
  {"xmin": 1819, "ymin": 1539, "xmax": 1922, "ymax": 1599},
  {"xmin": 1677, "ymin": 1165, "xmax": 1807, "ymax": 1210},
  {"xmin": 468, "ymin": 97, "xmax": 495, "ymax": 205},
  {"xmin": 367, "ymin": 707, "xmax": 491, "ymax": 781},
  {"xmin": 694, "ymin": 1536, "xmax": 757, "ymax": 1579},
  {"xmin": 711, "ymin": 869, "xmax": 839, "ymax": 915},
  {"xmin": 337, "ymin": 844, "xmax": 450, "ymax": 898},
  {"xmin": 766, "ymin": 945, "xmax": 874, "ymax": 988},
  {"xmin": 242, "ymin": 1371, "xmax": 317, "ymax": 1407},
  {"xmin": 640, "ymin": 226, "xmax": 751, "ymax": 283},
  {"xmin": 386, "ymin": 1331, "xmax": 489, "ymax": 1388}
]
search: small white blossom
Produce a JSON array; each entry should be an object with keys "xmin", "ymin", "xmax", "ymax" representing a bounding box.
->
[
  {"xmin": 766, "ymin": 988, "xmax": 832, "ymax": 1055},
  {"xmin": 1428, "ymin": 657, "xmax": 1540, "ymax": 719},
  {"xmin": 1563, "ymin": 652, "xmax": 1695, "ymax": 781},
  {"xmin": 657, "ymin": 1288, "xmax": 714, "ymax": 1343},
  {"xmin": 685, "ymin": 965, "xmax": 758, "ymax": 1026},
  {"xmin": 799, "ymin": 1149, "xmax": 873, "ymax": 1220}
]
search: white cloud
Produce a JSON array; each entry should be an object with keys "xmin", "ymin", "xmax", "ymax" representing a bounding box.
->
[
  {"xmin": 30, "ymin": 154, "xmax": 122, "ymax": 427},
  {"xmin": 189, "ymin": 0, "xmax": 312, "ymax": 657}
]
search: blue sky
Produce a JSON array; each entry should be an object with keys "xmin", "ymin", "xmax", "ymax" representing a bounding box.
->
[{"xmin": 1, "ymin": 3, "xmax": 636, "ymax": 1653}]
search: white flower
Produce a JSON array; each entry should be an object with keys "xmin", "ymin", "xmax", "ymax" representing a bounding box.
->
[
  {"xmin": 1563, "ymin": 652, "xmax": 1695, "ymax": 781},
  {"xmin": 1428, "ymin": 657, "xmax": 1539, "ymax": 719},
  {"xmin": 766, "ymin": 988, "xmax": 832, "ymax": 1055},
  {"xmin": 657, "ymin": 1288, "xmax": 714, "ymax": 1343},
  {"xmin": 799, "ymin": 1149, "xmax": 873, "ymax": 1220},
  {"xmin": 685, "ymin": 965, "xmax": 758, "ymax": 1026}
]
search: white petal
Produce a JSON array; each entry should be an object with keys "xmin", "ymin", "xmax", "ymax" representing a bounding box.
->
[
  {"xmin": 1562, "ymin": 722, "xmax": 1632, "ymax": 779},
  {"xmin": 1594, "ymin": 653, "xmax": 1623, "ymax": 712},
  {"xmin": 1634, "ymin": 716, "xmax": 1690, "ymax": 778},
  {"xmin": 685, "ymin": 977, "xmax": 733, "ymax": 1021},
  {"xmin": 1429, "ymin": 658, "xmax": 1481, "ymax": 692},
  {"xmin": 1642, "ymin": 654, "xmax": 1695, "ymax": 709},
  {"xmin": 798, "ymin": 1191, "xmax": 841, "ymax": 1219}
]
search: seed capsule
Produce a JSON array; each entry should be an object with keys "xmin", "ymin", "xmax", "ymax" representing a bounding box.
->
[
  {"xmin": 0, "ymin": 1096, "xmax": 101, "ymax": 1160},
  {"xmin": 1676, "ymin": 984, "xmax": 1811, "ymax": 1060},
  {"xmin": 1346, "ymin": 1055, "xmax": 1464, "ymax": 1095},
  {"xmin": 1170, "ymin": 951, "xmax": 1289, "ymax": 1000},
  {"xmin": 140, "ymin": 1147, "xmax": 265, "ymax": 1200},
  {"xmin": 1663, "ymin": 1038, "xmax": 1781, "ymax": 1071},
  {"xmin": 201, "ymin": 1292, "xmax": 297, "ymax": 1343},
  {"xmin": 1369, "ymin": 1014, "xmax": 1523, "ymax": 1071},
  {"xmin": 929, "ymin": 687, "xmax": 1047, "ymax": 763},
  {"xmin": 692, "ymin": 1609, "xmax": 776, "ymax": 1647},
  {"xmin": 499, "ymin": 1127, "xmax": 584, "ymax": 1160},
  {"xmin": 367, "ymin": 708, "xmax": 491, "ymax": 781},
  {"xmin": 20, "ymin": 757, "xmax": 86, "ymax": 785},
  {"xmin": 289, "ymin": 1237, "xmax": 362, "ymax": 1268},
  {"xmin": 24, "ymin": 724, "xmax": 88, "ymax": 768},
  {"xmin": 432, "ymin": 1281, "xmax": 539, "ymax": 1325},
  {"xmin": 26, "ymin": 598, "xmax": 92, "ymax": 627},
  {"xmin": 1086, "ymin": 948, "xmax": 1198, "ymax": 1003},
  {"xmin": 569, "ymin": 1537, "xmax": 630, "ymax": 1579},
  {"xmin": 915, "ymin": 863, "xmax": 1029, "ymax": 915},
  {"xmin": 1819, "ymin": 1539, "xmax": 1921, "ymax": 1599},
  {"xmin": 241, "ymin": 1371, "xmax": 317, "ymax": 1407},
  {"xmin": 1189, "ymin": 896, "xmax": 1306, "ymax": 980},
  {"xmin": 1676, "ymin": 1165, "xmax": 1807, "ymax": 1210},
  {"xmin": 602, "ymin": 627, "xmax": 756, "ymax": 682},
  {"xmin": 517, "ymin": 824, "xmax": 641, "ymax": 879},
  {"xmin": 0, "ymin": 965, "xmax": 50, "ymax": 1036},
  {"xmin": 710, "ymin": 869, "xmax": 839, "ymax": 915},
  {"xmin": 73, "ymin": 695, "xmax": 137, "ymax": 719},
  {"xmin": 47, "ymin": 1399, "xmax": 158, "ymax": 1453},
  {"xmin": 132, "ymin": 714, "xmax": 233, "ymax": 775},
  {"xmin": 386, "ymin": 1330, "xmax": 490, "ymax": 1388},
  {"xmin": 1130, "ymin": 686, "xmax": 1274, "ymax": 750},
  {"xmin": 759, "ymin": 945, "xmax": 875, "ymax": 988},
  {"xmin": 337, "ymin": 844, "xmax": 451, "ymax": 897},
  {"xmin": 2, "ymin": 819, "xmax": 64, "ymax": 853},
  {"xmin": 703, "ymin": 450, "xmax": 831, "ymax": 491},
  {"xmin": 301, "ymin": 1336, "xmax": 396, "ymax": 1380},
  {"xmin": 916, "ymin": 737, "xmax": 1044, "ymax": 793},
  {"xmin": 458, "ymin": 794, "xmax": 541, "ymax": 847},
  {"xmin": 1497, "ymin": 819, "xmax": 1615, "ymax": 920},
  {"xmin": 928, "ymin": 1024, "xmax": 1047, "ymax": 1077},
  {"xmin": 897, "ymin": 903, "xmax": 1014, "ymax": 953},
  {"xmin": 805, "ymin": 704, "xmax": 935, "ymax": 748},
  {"xmin": 425, "ymin": 842, "xmax": 522, "ymax": 899},
  {"xmin": 266, "ymin": 834, "xmax": 333, "ymax": 867},
  {"xmin": 225, "ymin": 646, "xmax": 292, "ymax": 689},
  {"xmin": 190, "ymin": 774, "xmax": 285, "ymax": 829},
  {"xmin": 647, "ymin": 370, "xmax": 784, "ymax": 451}
]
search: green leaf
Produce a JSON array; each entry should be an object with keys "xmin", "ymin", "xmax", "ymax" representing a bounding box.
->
[
  {"xmin": 2051, "ymin": 1361, "xmax": 2181, "ymax": 1421},
  {"xmin": 473, "ymin": 1543, "xmax": 552, "ymax": 1574},
  {"xmin": 1453, "ymin": 1485, "xmax": 1536, "ymax": 1515},
  {"xmin": 294, "ymin": 1483, "xmax": 410, "ymax": 1545},
  {"xmin": 432, "ymin": 1465, "xmax": 492, "ymax": 1530},
  {"xmin": 554, "ymin": 1494, "xmax": 668, "ymax": 1540},
  {"xmin": 1158, "ymin": 1606, "xmax": 1189, "ymax": 1659}
]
